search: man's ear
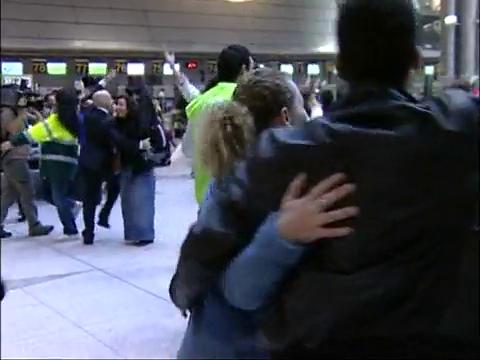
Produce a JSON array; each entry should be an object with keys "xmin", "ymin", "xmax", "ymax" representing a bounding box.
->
[
  {"xmin": 240, "ymin": 64, "xmax": 247, "ymax": 76},
  {"xmin": 279, "ymin": 107, "xmax": 290, "ymax": 126}
]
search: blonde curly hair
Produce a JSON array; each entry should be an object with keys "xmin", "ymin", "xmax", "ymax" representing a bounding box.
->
[{"xmin": 197, "ymin": 101, "xmax": 254, "ymax": 178}]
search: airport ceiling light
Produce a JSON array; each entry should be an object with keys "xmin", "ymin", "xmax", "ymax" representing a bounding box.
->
[{"xmin": 316, "ymin": 43, "xmax": 337, "ymax": 54}]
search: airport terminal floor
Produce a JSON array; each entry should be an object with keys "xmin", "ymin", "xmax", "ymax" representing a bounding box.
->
[{"xmin": 1, "ymin": 161, "xmax": 194, "ymax": 359}]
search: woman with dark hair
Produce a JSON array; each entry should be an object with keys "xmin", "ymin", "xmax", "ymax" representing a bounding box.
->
[
  {"xmin": 3, "ymin": 88, "xmax": 81, "ymax": 237},
  {"xmin": 113, "ymin": 93, "xmax": 165, "ymax": 246}
]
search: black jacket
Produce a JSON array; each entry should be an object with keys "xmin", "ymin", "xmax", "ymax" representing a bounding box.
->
[
  {"xmin": 170, "ymin": 87, "xmax": 478, "ymax": 356},
  {"xmin": 79, "ymin": 107, "xmax": 139, "ymax": 172},
  {"xmin": 116, "ymin": 89, "xmax": 168, "ymax": 174}
]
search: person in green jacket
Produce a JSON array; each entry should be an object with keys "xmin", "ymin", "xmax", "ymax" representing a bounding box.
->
[
  {"xmin": 2, "ymin": 88, "xmax": 81, "ymax": 237},
  {"xmin": 183, "ymin": 44, "xmax": 254, "ymax": 204}
]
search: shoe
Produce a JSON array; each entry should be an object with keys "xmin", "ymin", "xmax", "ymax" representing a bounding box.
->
[
  {"xmin": 97, "ymin": 216, "xmax": 110, "ymax": 229},
  {"xmin": 29, "ymin": 223, "xmax": 54, "ymax": 237},
  {"xmin": 0, "ymin": 227, "xmax": 12, "ymax": 239},
  {"xmin": 133, "ymin": 240, "xmax": 154, "ymax": 247},
  {"xmin": 81, "ymin": 230, "xmax": 94, "ymax": 245}
]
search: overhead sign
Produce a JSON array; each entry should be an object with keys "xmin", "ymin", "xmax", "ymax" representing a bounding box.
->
[
  {"xmin": 185, "ymin": 60, "xmax": 199, "ymax": 70},
  {"xmin": 32, "ymin": 58, "xmax": 47, "ymax": 74},
  {"xmin": 127, "ymin": 63, "xmax": 145, "ymax": 76},
  {"xmin": 47, "ymin": 62, "xmax": 67, "ymax": 75},
  {"xmin": 88, "ymin": 62, "xmax": 107, "ymax": 76},
  {"xmin": 152, "ymin": 61, "xmax": 162, "ymax": 75},
  {"xmin": 307, "ymin": 63, "xmax": 320, "ymax": 76},
  {"xmin": 75, "ymin": 59, "xmax": 89, "ymax": 75},
  {"xmin": 1, "ymin": 61, "xmax": 23, "ymax": 76},
  {"xmin": 425, "ymin": 65, "xmax": 435, "ymax": 76},
  {"xmin": 280, "ymin": 64, "xmax": 294, "ymax": 75},
  {"xmin": 114, "ymin": 59, "xmax": 127, "ymax": 74},
  {"xmin": 207, "ymin": 60, "xmax": 217, "ymax": 74}
]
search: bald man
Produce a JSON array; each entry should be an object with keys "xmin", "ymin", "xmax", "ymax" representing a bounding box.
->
[{"xmin": 78, "ymin": 90, "xmax": 140, "ymax": 245}]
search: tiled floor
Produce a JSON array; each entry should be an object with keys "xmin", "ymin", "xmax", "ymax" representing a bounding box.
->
[{"xmin": 1, "ymin": 162, "xmax": 197, "ymax": 359}]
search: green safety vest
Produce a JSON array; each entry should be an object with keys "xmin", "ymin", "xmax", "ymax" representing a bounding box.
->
[
  {"xmin": 13, "ymin": 113, "xmax": 78, "ymax": 180},
  {"xmin": 186, "ymin": 82, "xmax": 237, "ymax": 204}
]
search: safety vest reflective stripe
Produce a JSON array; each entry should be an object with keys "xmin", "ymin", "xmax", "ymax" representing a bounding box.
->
[
  {"xmin": 42, "ymin": 121, "xmax": 54, "ymax": 141},
  {"xmin": 49, "ymin": 138, "xmax": 78, "ymax": 146},
  {"xmin": 40, "ymin": 154, "xmax": 78, "ymax": 165},
  {"xmin": 41, "ymin": 120, "xmax": 78, "ymax": 145}
]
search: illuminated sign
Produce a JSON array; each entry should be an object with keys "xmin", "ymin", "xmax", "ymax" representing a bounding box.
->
[
  {"xmin": 280, "ymin": 64, "xmax": 294, "ymax": 75},
  {"xmin": 163, "ymin": 63, "xmax": 180, "ymax": 75},
  {"xmin": 1, "ymin": 61, "xmax": 23, "ymax": 76},
  {"xmin": 207, "ymin": 60, "xmax": 217, "ymax": 73},
  {"xmin": 47, "ymin": 62, "xmax": 67, "ymax": 75},
  {"xmin": 32, "ymin": 59, "xmax": 47, "ymax": 74},
  {"xmin": 75, "ymin": 59, "xmax": 89, "ymax": 75},
  {"xmin": 127, "ymin": 63, "xmax": 145, "ymax": 76},
  {"xmin": 425, "ymin": 65, "xmax": 435, "ymax": 76},
  {"xmin": 307, "ymin": 64, "xmax": 320, "ymax": 76},
  {"xmin": 185, "ymin": 60, "xmax": 199, "ymax": 70},
  {"xmin": 114, "ymin": 60, "xmax": 127, "ymax": 74},
  {"xmin": 88, "ymin": 62, "xmax": 107, "ymax": 76},
  {"xmin": 152, "ymin": 61, "xmax": 163, "ymax": 75}
]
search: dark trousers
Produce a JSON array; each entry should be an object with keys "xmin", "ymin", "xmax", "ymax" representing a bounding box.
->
[
  {"xmin": 80, "ymin": 167, "xmax": 104, "ymax": 241},
  {"xmin": 98, "ymin": 173, "xmax": 120, "ymax": 223}
]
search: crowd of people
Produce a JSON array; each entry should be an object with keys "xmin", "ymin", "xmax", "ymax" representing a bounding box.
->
[
  {"xmin": 1, "ymin": 0, "xmax": 479, "ymax": 358},
  {"xmin": 1, "ymin": 71, "xmax": 171, "ymax": 246}
]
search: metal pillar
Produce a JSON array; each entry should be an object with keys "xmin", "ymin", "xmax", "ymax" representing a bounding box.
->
[
  {"xmin": 458, "ymin": 0, "xmax": 479, "ymax": 79},
  {"xmin": 440, "ymin": 0, "xmax": 456, "ymax": 80}
]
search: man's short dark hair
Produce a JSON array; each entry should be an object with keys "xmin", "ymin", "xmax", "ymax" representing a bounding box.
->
[
  {"xmin": 217, "ymin": 44, "xmax": 252, "ymax": 83},
  {"xmin": 337, "ymin": 0, "xmax": 418, "ymax": 87}
]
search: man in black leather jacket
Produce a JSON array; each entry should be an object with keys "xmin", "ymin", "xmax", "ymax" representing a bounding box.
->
[{"xmin": 171, "ymin": 0, "xmax": 478, "ymax": 357}]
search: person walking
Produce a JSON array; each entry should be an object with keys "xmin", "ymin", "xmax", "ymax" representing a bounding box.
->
[
  {"xmin": 96, "ymin": 170, "xmax": 121, "ymax": 229},
  {"xmin": 2, "ymin": 88, "xmax": 81, "ymax": 238},
  {"xmin": 114, "ymin": 92, "xmax": 165, "ymax": 247},
  {"xmin": 78, "ymin": 90, "xmax": 142, "ymax": 245},
  {"xmin": 0, "ymin": 107, "xmax": 53, "ymax": 238}
]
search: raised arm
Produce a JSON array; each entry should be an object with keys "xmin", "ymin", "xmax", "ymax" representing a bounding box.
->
[{"xmin": 165, "ymin": 51, "xmax": 200, "ymax": 103}]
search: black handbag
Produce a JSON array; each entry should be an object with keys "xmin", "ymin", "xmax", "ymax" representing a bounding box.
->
[{"xmin": 143, "ymin": 123, "xmax": 172, "ymax": 167}]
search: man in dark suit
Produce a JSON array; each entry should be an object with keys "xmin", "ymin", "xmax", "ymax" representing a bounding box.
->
[{"xmin": 79, "ymin": 90, "xmax": 142, "ymax": 245}]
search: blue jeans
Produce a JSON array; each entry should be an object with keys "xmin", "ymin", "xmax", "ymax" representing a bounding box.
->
[
  {"xmin": 43, "ymin": 176, "xmax": 78, "ymax": 235},
  {"xmin": 120, "ymin": 169, "xmax": 155, "ymax": 242}
]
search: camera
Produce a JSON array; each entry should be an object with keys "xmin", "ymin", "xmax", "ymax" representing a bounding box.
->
[
  {"xmin": 25, "ymin": 92, "xmax": 45, "ymax": 112},
  {"xmin": 1, "ymin": 85, "xmax": 23, "ymax": 111}
]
